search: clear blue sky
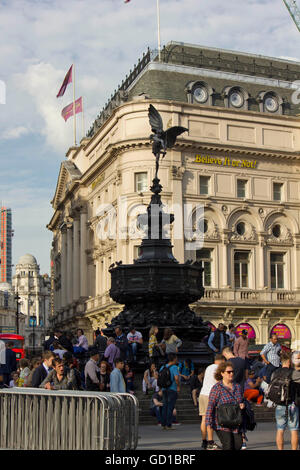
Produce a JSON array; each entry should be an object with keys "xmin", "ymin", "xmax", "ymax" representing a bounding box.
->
[{"xmin": 0, "ymin": 0, "xmax": 299, "ymax": 274}]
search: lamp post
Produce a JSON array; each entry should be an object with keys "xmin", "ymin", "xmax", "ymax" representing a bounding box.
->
[
  {"xmin": 29, "ymin": 314, "xmax": 36, "ymax": 355},
  {"xmin": 14, "ymin": 292, "xmax": 21, "ymax": 334}
]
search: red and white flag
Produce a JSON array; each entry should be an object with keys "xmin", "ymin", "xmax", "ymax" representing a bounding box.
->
[
  {"xmin": 61, "ymin": 97, "xmax": 82, "ymax": 122},
  {"xmin": 56, "ymin": 65, "xmax": 73, "ymax": 98}
]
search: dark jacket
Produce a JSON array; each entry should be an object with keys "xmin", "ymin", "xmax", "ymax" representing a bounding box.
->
[
  {"xmin": 0, "ymin": 348, "xmax": 17, "ymax": 375},
  {"xmin": 6, "ymin": 348, "xmax": 17, "ymax": 374},
  {"xmin": 43, "ymin": 335, "xmax": 55, "ymax": 351},
  {"xmin": 211, "ymin": 329, "xmax": 227, "ymax": 351},
  {"xmin": 94, "ymin": 335, "xmax": 107, "ymax": 354},
  {"xmin": 58, "ymin": 335, "xmax": 73, "ymax": 353},
  {"xmin": 115, "ymin": 334, "xmax": 129, "ymax": 360},
  {"xmin": 31, "ymin": 364, "xmax": 50, "ymax": 388}
]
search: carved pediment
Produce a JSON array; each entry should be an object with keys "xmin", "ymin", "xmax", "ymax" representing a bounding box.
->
[{"xmin": 52, "ymin": 161, "xmax": 82, "ymax": 210}]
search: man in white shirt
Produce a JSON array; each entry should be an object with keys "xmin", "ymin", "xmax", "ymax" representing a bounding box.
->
[
  {"xmin": 199, "ymin": 354, "xmax": 224, "ymax": 450},
  {"xmin": 127, "ymin": 326, "xmax": 143, "ymax": 361}
]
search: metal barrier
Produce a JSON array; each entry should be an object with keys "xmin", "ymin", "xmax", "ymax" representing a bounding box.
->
[{"xmin": 0, "ymin": 388, "xmax": 139, "ymax": 450}]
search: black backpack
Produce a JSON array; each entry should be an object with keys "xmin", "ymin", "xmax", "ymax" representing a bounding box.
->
[
  {"xmin": 266, "ymin": 368, "xmax": 294, "ymax": 406},
  {"xmin": 157, "ymin": 365, "xmax": 172, "ymax": 389}
]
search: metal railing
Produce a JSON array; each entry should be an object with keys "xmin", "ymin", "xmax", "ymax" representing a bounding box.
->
[{"xmin": 0, "ymin": 388, "xmax": 139, "ymax": 450}]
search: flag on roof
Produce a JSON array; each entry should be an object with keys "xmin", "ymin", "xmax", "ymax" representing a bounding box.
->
[
  {"xmin": 56, "ymin": 65, "xmax": 73, "ymax": 98},
  {"xmin": 61, "ymin": 97, "xmax": 82, "ymax": 122}
]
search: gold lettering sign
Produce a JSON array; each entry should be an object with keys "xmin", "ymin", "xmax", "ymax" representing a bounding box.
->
[
  {"xmin": 91, "ymin": 173, "xmax": 105, "ymax": 190},
  {"xmin": 195, "ymin": 155, "xmax": 257, "ymax": 169}
]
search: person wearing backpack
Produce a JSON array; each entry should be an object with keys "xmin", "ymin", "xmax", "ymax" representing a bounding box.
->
[
  {"xmin": 158, "ymin": 353, "xmax": 180, "ymax": 430},
  {"xmin": 268, "ymin": 351, "xmax": 299, "ymax": 451}
]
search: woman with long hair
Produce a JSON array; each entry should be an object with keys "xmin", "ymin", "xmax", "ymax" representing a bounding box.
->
[
  {"xmin": 26, "ymin": 357, "xmax": 42, "ymax": 387},
  {"xmin": 159, "ymin": 328, "xmax": 182, "ymax": 355},
  {"xmin": 99, "ymin": 360, "xmax": 111, "ymax": 391},
  {"xmin": 143, "ymin": 360, "xmax": 158, "ymax": 394},
  {"xmin": 205, "ymin": 361, "xmax": 245, "ymax": 450}
]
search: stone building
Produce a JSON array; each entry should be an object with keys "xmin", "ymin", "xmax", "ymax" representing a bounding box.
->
[
  {"xmin": 0, "ymin": 283, "xmax": 24, "ymax": 336},
  {"xmin": 12, "ymin": 254, "xmax": 51, "ymax": 352},
  {"xmin": 48, "ymin": 42, "xmax": 300, "ymax": 346}
]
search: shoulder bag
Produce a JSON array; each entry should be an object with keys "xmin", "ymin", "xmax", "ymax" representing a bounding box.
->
[{"xmin": 216, "ymin": 384, "xmax": 243, "ymax": 429}]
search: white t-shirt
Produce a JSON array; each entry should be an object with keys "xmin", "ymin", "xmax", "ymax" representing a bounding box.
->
[
  {"xmin": 200, "ymin": 364, "xmax": 218, "ymax": 396},
  {"xmin": 127, "ymin": 331, "xmax": 143, "ymax": 343},
  {"xmin": 53, "ymin": 349, "xmax": 67, "ymax": 359}
]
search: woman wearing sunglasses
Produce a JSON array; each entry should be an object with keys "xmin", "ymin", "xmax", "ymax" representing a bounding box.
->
[{"xmin": 206, "ymin": 361, "xmax": 245, "ymax": 450}]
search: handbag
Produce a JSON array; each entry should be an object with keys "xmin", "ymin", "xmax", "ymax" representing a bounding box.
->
[{"xmin": 216, "ymin": 384, "xmax": 243, "ymax": 429}]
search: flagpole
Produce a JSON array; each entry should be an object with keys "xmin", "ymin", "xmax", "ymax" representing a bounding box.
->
[
  {"xmin": 82, "ymin": 96, "xmax": 85, "ymax": 140},
  {"xmin": 73, "ymin": 63, "xmax": 77, "ymax": 146},
  {"xmin": 157, "ymin": 0, "xmax": 161, "ymax": 62}
]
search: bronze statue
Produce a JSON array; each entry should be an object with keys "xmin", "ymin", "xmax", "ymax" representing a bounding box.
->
[{"xmin": 148, "ymin": 104, "xmax": 188, "ymax": 179}]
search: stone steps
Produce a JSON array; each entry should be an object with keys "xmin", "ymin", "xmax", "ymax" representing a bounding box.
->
[{"xmin": 135, "ymin": 392, "xmax": 275, "ymax": 425}]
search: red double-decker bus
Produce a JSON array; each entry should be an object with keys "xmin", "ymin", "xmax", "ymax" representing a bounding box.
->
[{"xmin": 0, "ymin": 334, "xmax": 25, "ymax": 361}]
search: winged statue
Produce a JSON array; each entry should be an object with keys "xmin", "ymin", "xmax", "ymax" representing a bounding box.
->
[{"xmin": 148, "ymin": 104, "xmax": 188, "ymax": 179}]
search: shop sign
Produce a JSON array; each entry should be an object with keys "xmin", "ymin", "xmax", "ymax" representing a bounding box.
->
[
  {"xmin": 270, "ymin": 324, "xmax": 291, "ymax": 340},
  {"xmin": 235, "ymin": 323, "xmax": 256, "ymax": 339},
  {"xmin": 206, "ymin": 322, "xmax": 216, "ymax": 331}
]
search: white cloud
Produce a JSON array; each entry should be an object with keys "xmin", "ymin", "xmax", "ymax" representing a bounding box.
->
[
  {"xmin": 1, "ymin": 126, "xmax": 30, "ymax": 140},
  {"xmin": 1, "ymin": 0, "xmax": 300, "ymax": 274}
]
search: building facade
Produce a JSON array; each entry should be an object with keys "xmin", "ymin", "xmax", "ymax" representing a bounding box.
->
[
  {"xmin": 12, "ymin": 254, "xmax": 51, "ymax": 352},
  {"xmin": 0, "ymin": 283, "xmax": 24, "ymax": 335},
  {"xmin": 48, "ymin": 42, "xmax": 300, "ymax": 346},
  {"xmin": 0, "ymin": 207, "xmax": 13, "ymax": 284}
]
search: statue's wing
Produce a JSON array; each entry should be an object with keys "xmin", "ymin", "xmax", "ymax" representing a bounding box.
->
[
  {"xmin": 148, "ymin": 104, "xmax": 163, "ymax": 133},
  {"xmin": 165, "ymin": 126, "xmax": 188, "ymax": 148}
]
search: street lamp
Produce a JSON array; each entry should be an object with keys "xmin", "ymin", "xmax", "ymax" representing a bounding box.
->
[
  {"xmin": 14, "ymin": 292, "xmax": 21, "ymax": 334},
  {"xmin": 29, "ymin": 314, "xmax": 36, "ymax": 355}
]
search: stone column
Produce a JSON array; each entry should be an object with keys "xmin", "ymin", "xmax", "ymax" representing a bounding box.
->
[
  {"xmin": 257, "ymin": 235, "xmax": 266, "ymax": 289},
  {"xmin": 80, "ymin": 210, "xmax": 88, "ymax": 298},
  {"xmin": 222, "ymin": 234, "xmax": 230, "ymax": 288},
  {"xmin": 73, "ymin": 217, "xmax": 80, "ymax": 301},
  {"xmin": 61, "ymin": 227, "xmax": 67, "ymax": 308},
  {"xmin": 171, "ymin": 159, "xmax": 185, "ymax": 263},
  {"xmin": 67, "ymin": 224, "xmax": 73, "ymax": 305}
]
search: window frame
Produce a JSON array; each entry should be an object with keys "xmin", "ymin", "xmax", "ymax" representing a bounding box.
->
[
  {"xmin": 135, "ymin": 172, "xmax": 148, "ymax": 193},
  {"xmin": 237, "ymin": 179, "xmax": 247, "ymax": 199},
  {"xmin": 270, "ymin": 252, "xmax": 285, "ymax": 290},
  {"xmin": 273, "ymin": 182, "xmax": 283, "ymax": 202},
  {"xmin": 196, "ymin": 248, "xmax": 213, "ymax": 287},
  {"xmin": 199, "ymin": 175, "xmax": 210, "ymax": 196},
  {"xmin": 234, "ymin": 251, "xmax": 250, "ymax": 289}
]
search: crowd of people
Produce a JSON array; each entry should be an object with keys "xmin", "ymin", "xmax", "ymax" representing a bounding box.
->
[{"xmin": 2, "ymin": 321, "xmax": 300, "ymax": 450}]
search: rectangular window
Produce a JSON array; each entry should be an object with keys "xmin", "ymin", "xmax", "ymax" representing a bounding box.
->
[
  {"xmin": 234, "ymin": 251, "xmax": 250, "ymax": 288},
  {"xmin": 135, "ymin": 172, "xmax": 148, "ymax": 193},
  {"xmin": 134, "ymin": 246, "xmax": 142, "ymax": 259},
  {"xmin": 196, "ymin": 249, "xmax": 212, "ymax": 287},
  {"xmin": 273, "ymin": 182, "xmax": 283, "ymax": 202},
  {"xmin": 270, "ymin": 253, "xmax": 284, "ymax": 289},
  {"xmin": 200, "ymin": 176, "xmax": 210, "ymax": 195},
  {"xmin": 237, "ymin": 179, "xmax": 247, "ymax": 198}
]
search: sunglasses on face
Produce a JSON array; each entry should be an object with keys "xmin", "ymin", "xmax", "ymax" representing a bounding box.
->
[{"xmin": 224, "ymin": 370, "xmax": 234, "ymax": 374}]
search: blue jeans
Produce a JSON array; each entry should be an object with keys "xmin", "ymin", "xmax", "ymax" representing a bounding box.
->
[
  {"xmin": 161, "ymin": 390, "xmax": 178, "ymax": 427},
  {"xmin": 129, "ymin": 342, "xmax": 140, "ymax": 360},
  {"xmin": 265, "ymin": 364, "xmax": 278, "ymax": 384},
  {"xmin": 276, "ymin": 405, "xmax": 299, "ymax": 431},
  {"xmin": 73, "ymin": 346, "xmax": 86, "ymax": 354}
]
